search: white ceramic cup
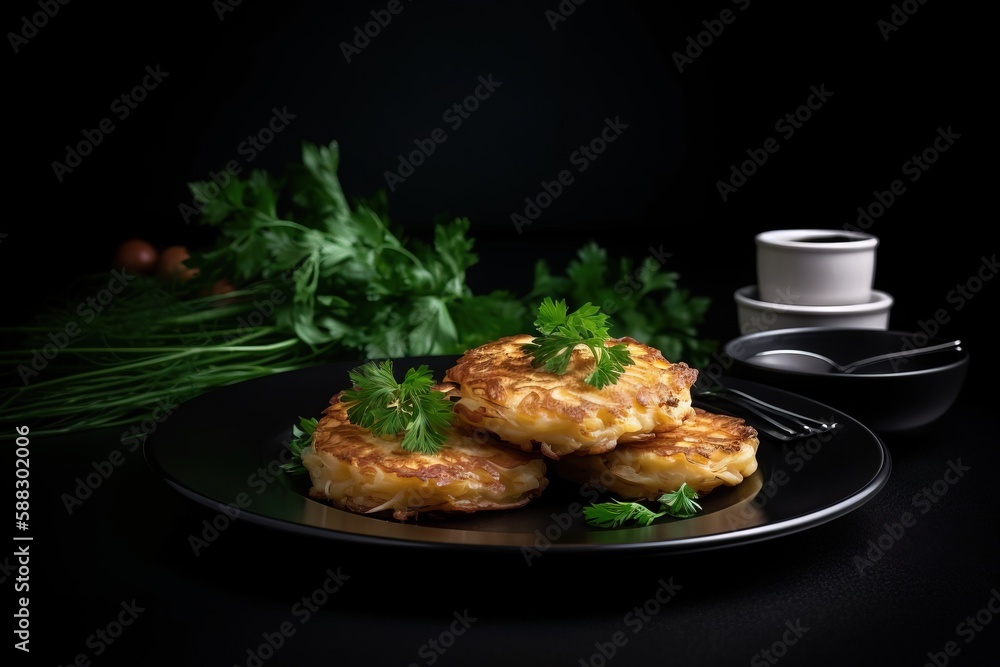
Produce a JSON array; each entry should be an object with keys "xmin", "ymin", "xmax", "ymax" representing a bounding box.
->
[{"xmin": 755, "ymin": 228, "xmax": 879, "ymax": 306}]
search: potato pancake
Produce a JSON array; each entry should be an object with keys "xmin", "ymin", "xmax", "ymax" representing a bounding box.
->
[
  {"xmin": 443, "ymin": 334, "xmax": 699, "ymax": 459},
  {"xmin": 301, "ymin": 388, "xmax": 549, "ymax": 521},
  {"xmin": 553, "ymin": 407, "xmax": 760, "ymax": 498}
]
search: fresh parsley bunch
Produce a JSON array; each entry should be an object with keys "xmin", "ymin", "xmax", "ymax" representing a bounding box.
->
[
  {"xmin": 0, "ymin": 140, "xmax": 714, "ymax": 440},
  {"xmin": 184, "ymin": 141, "xmax": 526, "ymax": 358},
  {"xmin": 527, "ymin": 243, "xmax": 717, "ymax": 369}
]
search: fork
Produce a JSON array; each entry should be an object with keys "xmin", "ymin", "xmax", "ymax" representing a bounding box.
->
[{"xmin": 692, "ymin": 381, "xmax": 840, "ymax": 442}]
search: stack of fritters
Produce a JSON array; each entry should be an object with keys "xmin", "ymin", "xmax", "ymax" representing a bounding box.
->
[
  {"xmin": 301, "ymin": 334, "xmax": 759, "ymax": 521},
  {"xmin": 444, "ymin": 335, "xmax": 760, "ymax": 500}
]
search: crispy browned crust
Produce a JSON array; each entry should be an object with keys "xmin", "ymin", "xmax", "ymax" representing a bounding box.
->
[
  {"xmin": 622, "ymin": 407, "xmax": 759, "ymax": 458},
  {"xmin": 312, "ymin": 389, "xmax": 541, "ymax": 479},
  {"xmin": 442, "ymin": 334, "xmax": 699, "ymax": 458},
  {"xmin": 302, "ymin": 387, "xmax": 549, "ymax": 520},
  {"xmin": 554, "ymin": 407, "xmax": 760, "ymax": 498}
]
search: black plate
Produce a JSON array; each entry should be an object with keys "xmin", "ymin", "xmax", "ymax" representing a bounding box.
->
[{"xmin": 144, "ymin": 356, "xmax": 890, "ymax": 555}]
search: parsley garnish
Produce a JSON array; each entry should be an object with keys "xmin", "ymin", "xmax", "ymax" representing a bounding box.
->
[
  {"xmin": 521, "ymin": 297, "xmax": 634, "ymax": 389},
  {"xmin": 280, "ymin": 416, "xmax": 318, "ymax": 476},
  {"xmin": 584, "ymin": 483, "xmax": 703, "ymax": 528},
  {"xmin": 657, "ymin": 482, "xmax": 703, "ymax": 518},
  {"xmin": 340, "ymin": 360, "xmax": 454, "ymax": 454},
  {"xmin": 584, "ymin": 499, "xmax": 667, "ymax": 528}
]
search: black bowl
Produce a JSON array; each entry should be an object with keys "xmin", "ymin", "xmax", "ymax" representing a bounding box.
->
[{"xmin": 722, "ymin": 328, "xmax": 970, "ymax": 433}]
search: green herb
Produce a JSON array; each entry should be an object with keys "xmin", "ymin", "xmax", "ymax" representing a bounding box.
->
[
  {"xmin": 280, "ymin": 416, "xmax": 319, "ymax": 475},
  {"xmin": 584, "ymin": 483, "xmax": 703, "ymax": 528},
  {"xmin": 583, "ymin": 499, "xmax": 667, "ymax": 528},
  {"xmin": 521, "ymin": 297, "xmax": 634, "ymax": 389},
  {"xmin": 0, "ymin": 141, "xmax": 517, "ymax": 438},
  {"xmin": 527, "ymin": 243, "xmax": 718, "ymax": 369},
  {"xmin": 0, "ymin": 140, "xmax": 714, "ymax": 440},
  {"xmin": 657, "ymin": 483, "xmax": 703, "ymax": 518},
  {"xmin": 340, "ymin": 360, "xmax": 454, "ymax": 454},
  {"xmin": 0, "ymin": 278, "xmax": 330, "ymax": 438}
]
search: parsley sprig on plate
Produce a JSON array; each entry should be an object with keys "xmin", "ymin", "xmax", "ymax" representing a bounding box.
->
[
  {"xmin": 521, "ymin": 297, "xmax": 635, "ymax": 389},
  {"xmin": 341, "ymin": 360, "xmax": 455, "ymax": 454},
  {"xmin": 584, "ymin": 483, "xmax": 703, "ymax": 528},
  {"xmin": 279, "ymin": 416, "xmax": 319, "ymax": 475}
]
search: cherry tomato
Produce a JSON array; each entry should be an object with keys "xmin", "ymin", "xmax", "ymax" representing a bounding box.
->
[
  {"xmin": 157, "ymin": 245, "xmax": 199, "ymax": 282},
  {"xmin": 113, "ymin": 239, "xmax": 159, "ymax": 275}
]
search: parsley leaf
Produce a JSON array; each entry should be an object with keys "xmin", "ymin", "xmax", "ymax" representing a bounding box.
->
[
  {"xmin": 280, "ymin": 416, "xmax": 319, "ymax": 475},
  {"xmin": 657, "ymin": 483, "xmax": 703, "ymax": 518},
  {"xmin": 341, "ymin": 360, "xmax": 454, "ymax": 454},
  {"xmin": 521, "ymin": 297, "xmax": 635, "ymax": 388},
  {"xmin": 583, "ymin": 499, "xmax": 667, "ymax": 528},
  {"xmin": 584, "ymin": 483, "xmax": 704, "ymax": 528},
  {"xmin": 527, "ymin": 242, "xmax": 718, "ymax": 369}
]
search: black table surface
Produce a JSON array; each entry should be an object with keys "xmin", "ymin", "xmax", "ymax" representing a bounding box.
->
[
  {"xmin": 6, "ymin": 1, "xmax": 994, "ymax": 664},
  {"xmin": 14, "ymin": 375, "xmax": 998, "ymax": 667}
]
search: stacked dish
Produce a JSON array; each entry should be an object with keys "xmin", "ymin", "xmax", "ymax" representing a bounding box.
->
[{"xmin": 735, "ymin": 229, "xmax": 892, "ymax": 334}]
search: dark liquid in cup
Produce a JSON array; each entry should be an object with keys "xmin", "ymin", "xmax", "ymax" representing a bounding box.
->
[{"xmin": 793, "ymin": 235, "xmax": 866, "ymax": 243}]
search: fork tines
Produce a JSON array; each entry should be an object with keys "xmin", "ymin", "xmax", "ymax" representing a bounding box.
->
[{"xmin": 693, "ymin": 384, "xmax": 840, "ymax": 442}]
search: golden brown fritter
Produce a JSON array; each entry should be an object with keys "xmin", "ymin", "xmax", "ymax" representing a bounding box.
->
[
  {"xmin": 301, "ymin": 388, "xmax": 549, "ymax": 521},
  {"xmin": 443, "ymin": 334, "xmax": 699, "ymax": 459},
  {"xmin": 554, "ymin": 408, "xmax": 760, "ymax": 498}
]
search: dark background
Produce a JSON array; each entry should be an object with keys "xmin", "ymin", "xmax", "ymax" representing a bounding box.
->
[
  {"xmin": 5, "ymin": 0, "xmax": 993, "ymax": 382},
  {"xmin": 4, "ymin": 2, "xmax": 998, "ymax": 666}
]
